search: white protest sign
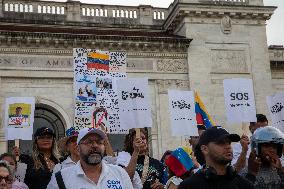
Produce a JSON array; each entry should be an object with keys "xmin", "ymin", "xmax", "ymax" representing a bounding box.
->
[
  {"xmin": 266, "ymin": 92, "xmax": 284, "ymax": 133},
  {"xmin": 73, "ymin": 48, "xmax": 127, "ymax": 133},
  {"xmin": 223, "ymin": 78, "xmax": 257, "ymax": 123},
  {"xmin": 4, "ymin": 97, "xmax": 35, "ymax": 140},
  {"xmin": 168, "ymin": 90, "xmax": 198, "ymax": 136},
  {"xmin": 117, "ymin": 78, "xmax": 152, "ymax": 129}
]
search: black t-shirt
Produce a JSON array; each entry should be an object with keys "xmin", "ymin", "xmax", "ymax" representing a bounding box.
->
[
  {"xmin": 136, "ymin": 155, "xmax": 164, "ymax": 189},
  {"xmin": 178, "ymin": 172, "xmax": 255, "ymax": 189}
]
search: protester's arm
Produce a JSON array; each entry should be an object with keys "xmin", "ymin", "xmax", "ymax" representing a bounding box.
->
[
  {"xmin": 124, "ymin": 138, "xmax": 145, "ymax": 179},
  {"xmin": 167, "ymin": 183, "xmax": 178, "ymax": 189},
  {"xmin": 233, "ymin": 135, "xmax": 249, "ymax": 173},
  {"xmin": 269, "ymin": 152, "xmax": 284, "ymax": 188},
  {"xmin": 104, "ymin": 135, "xmax": 115, "ymax": 157},
  {"xmin": 245, "ymin": 150, "xmax": 261, "ymax": 184}
]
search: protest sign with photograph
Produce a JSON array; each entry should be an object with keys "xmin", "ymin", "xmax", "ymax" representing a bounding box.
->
[
  {"xmin": 73, "ymin": 48, "xmax": 127, "ymax": 133},
  {"xmin": 4, "ymin": 97, "xmax": 35, "ymax": 140}
]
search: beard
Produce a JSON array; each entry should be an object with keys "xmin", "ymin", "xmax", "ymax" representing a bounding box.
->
[
  {"xmin": 81, "ymin": 149, "xmax": 103, "ymax": 165},
  {"xmin": 209, "ymin": 151, "xmax": 232, "ymax": 165}
]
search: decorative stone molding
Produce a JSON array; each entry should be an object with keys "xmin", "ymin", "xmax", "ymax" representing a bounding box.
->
[
  {"xmin": 164, "ymin": 4, "xmax": 276, "ymax": 30},
  {"xmin": 0, "ymin": 48, "xmax": 188, "ymax": 58},
  {"xmin": 157, "ymin": 59, "xmax": 188, "ymax": 73},
  {"xmin": 221, "ymin": 15, "xmax": 232, "ymax": 34},
  {"xmin": 156, "ymin": 79, "xmax": 190, "ymax": 94},
  {"xmin": 211, "ymin": 49, "xmax": 248, "ymax": 73}
]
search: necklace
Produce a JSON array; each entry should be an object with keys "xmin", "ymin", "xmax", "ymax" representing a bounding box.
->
[{"xmin": 44, "ymin": 156, "xmax": 55, "ymax": 171}]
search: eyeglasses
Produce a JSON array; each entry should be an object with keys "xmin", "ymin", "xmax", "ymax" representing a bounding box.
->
[
  {"xmin": 37, "ymin": 135, "xmax": 53, "ymax": 140},
  {"xmin": 0, "ymin": 176, "xmax": 13, "ymax": 184},
  {"xmin": 80, "ymin": 139, "xmax": 104, "ymax": 146}
]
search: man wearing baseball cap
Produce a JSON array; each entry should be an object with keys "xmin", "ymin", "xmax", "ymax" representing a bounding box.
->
[
  {"xmin": 179, "ymin": 127, "xmax": 254, "ymax": 189},
  {"xmin": 47, "ymin": 127, "xmax": 133, "ymax": 189}
]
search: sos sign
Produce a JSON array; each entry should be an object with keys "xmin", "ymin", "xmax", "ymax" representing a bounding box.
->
[{"xmin": 230, "ymin": 93, "xmax": 249, "ymax": 101}]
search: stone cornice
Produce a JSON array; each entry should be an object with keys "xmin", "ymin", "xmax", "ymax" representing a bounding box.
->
[
  {"xmin": 164, "ymin": 3, "xmax": 276, "ymax": 30},
  {"xmin": 0, "ymin": 23, "xmax": 191, "ymax": 52},
  {"xmin": 0, "ymin": 48, "xmax": 188, "ymax": 58},
  {"xmin": 0, "ymin": 31, "xmax": 191, "ymax": 53}
]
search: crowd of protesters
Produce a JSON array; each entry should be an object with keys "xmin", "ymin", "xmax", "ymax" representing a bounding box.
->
[{"xmin": 0, "ymin": 114, "xmax": 283, "ymax": 189}]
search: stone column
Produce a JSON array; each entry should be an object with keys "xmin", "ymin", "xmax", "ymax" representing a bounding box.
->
[
  {"xmin": 249, "ymin": 0, "xmax": 264, "ymax": 6},
  {"xmin": 0, "ymin": 0, "xmax": 4, "ymax": 17},
  {"xmin": 0, "ymin": 77, "xmax": 7, "ymax": 153},
  {"xmin": 66, "ymin": 0, "xmax": 81, "ymax": 22},
  {"xmin": 138, "ymin": 5, "xmax": 153, "ymax": 25}
]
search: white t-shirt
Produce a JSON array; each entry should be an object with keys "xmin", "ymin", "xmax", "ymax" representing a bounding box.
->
[
  {"xmin": 50, "ymin": 156, "xmax": 77, "ymax": 183},
  {"xmin": 52, "ymin": 156, "xmax": 77, "ymax": 175},
  {"xmin": 116, "ymin": 152, "xmax": 143, "ymax": 189},
  {"xmin": 47, "ymin": 161, "xmax": 134, "ymax": 189},
  {"xmin": 104, "ymin": 152, "xmax": 143, "ymax": 189}
]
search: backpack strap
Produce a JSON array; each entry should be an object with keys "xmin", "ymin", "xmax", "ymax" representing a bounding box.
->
[{"xmin": 55, "ymin": 171, "xmax": 67, "ymax": 189}]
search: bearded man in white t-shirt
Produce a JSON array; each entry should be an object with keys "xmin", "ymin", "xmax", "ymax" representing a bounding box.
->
[{"xmin": 47, "ymin": 127, "xmax": 133, "ymax": 189}]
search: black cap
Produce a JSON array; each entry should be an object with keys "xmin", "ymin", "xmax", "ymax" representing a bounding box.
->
[
  {"xmin": 197, "ymin": 125, "xmax": 206, "ymax": 130},
  {"xmin": 198, "ymin": 127, "xmax": 240, "ymax": 146},
  {"xmin": 34, "ymin": 127, "xmax": 55, "ymax": 138}
]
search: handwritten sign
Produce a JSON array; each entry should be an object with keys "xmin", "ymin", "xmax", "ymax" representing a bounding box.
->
[
  {"xmin": 266, "ymin": 92, "xmax": 284, "ymax": 133},
  {"xmin": 4, "ymin": 97, "xmax": 35, "ymax": 140},
  {"xmin": 223, "ymin": 78, "xmax": 257, "ymax": 123},
  {"xmin": 168, "ymin": 90, "xmax": 197, "ymax": 136},
  {"xmin": 117, "ymin": 78, "xmax": 152, "ymax": 129}
]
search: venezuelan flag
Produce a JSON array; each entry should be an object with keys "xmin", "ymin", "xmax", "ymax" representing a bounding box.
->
[
  {"xmin": 87, "ymin": 52, "xmax": 110, "ymax": 71},
  {"xmin": 195, "ymin": 91, "xmax": 216, "ymax": 129},
  {"xmin": 165, "ymin": 147, "xmax": 194, "ymax": 177}
]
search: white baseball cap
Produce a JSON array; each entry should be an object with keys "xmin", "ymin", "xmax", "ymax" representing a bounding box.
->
[{"xmin": 77, "ymin": 127, "xmax": 107, "ymax": 145}]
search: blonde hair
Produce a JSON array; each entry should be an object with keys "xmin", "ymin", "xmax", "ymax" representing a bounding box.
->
[{"xmin": 32, "ymin": 139, "xmax": 61, "ymax": 170}]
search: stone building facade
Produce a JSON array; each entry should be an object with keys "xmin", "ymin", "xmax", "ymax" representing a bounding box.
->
[{"xmin": 0, "ymin": 0, "xmax": 282, "ymax": 158}]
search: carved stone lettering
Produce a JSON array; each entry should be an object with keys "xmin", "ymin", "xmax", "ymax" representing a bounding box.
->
[
  {"xmin": 0, "ymin": 55, "xmax": 73, "ymax": 69},
  {"xmin": 126, "ymin": 58, "xmax": 153, "ymax": 70},
  {"xmin": 156, "ymin": 59, "xmax": 188, "ymax": 73},
  {"xmin": 0, "ymin": 58, "xmax": 11, "ymax": 65},
  {"xmin": 211, "ymin": 50, "xmax": 248, "ymax": 73}
]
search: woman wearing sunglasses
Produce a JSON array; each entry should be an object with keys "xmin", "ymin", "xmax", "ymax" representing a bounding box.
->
[{"xmin": 24, "ymin": 127, "xmax": 60, "ymax": 189}]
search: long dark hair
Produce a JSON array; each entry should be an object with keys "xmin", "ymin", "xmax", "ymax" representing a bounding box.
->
[{"xmin": 123, "ymin": 128, "xmax": 148, "ymax": 155}]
